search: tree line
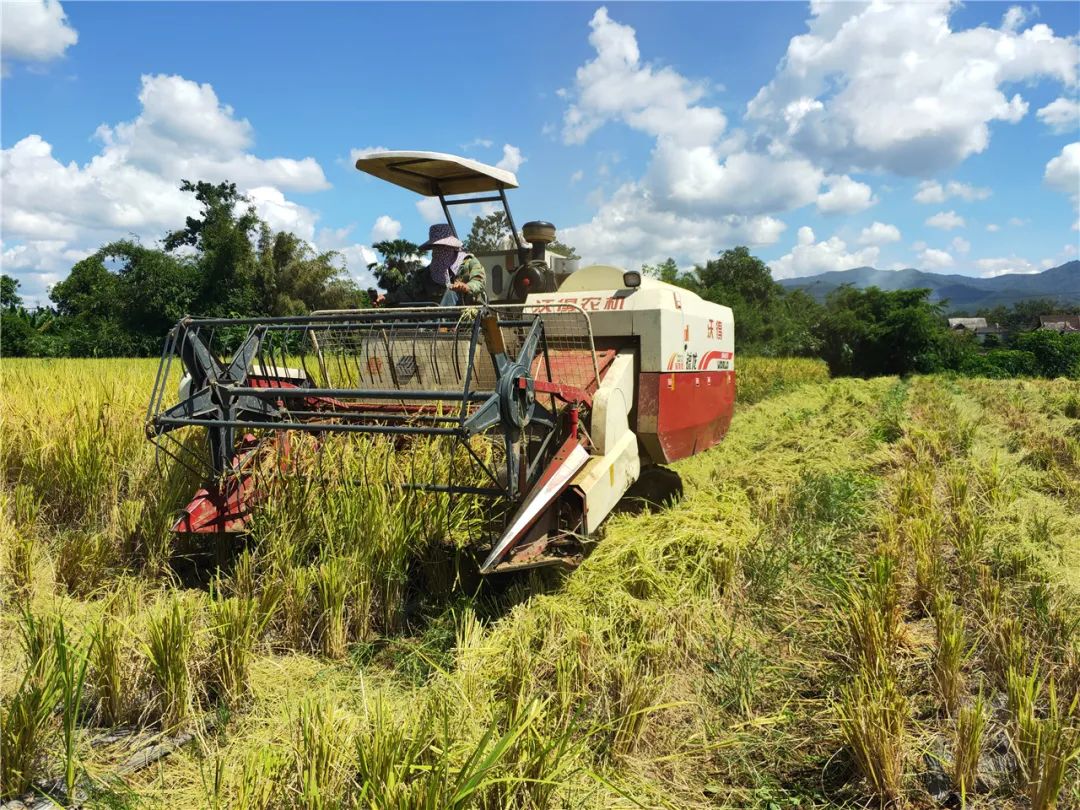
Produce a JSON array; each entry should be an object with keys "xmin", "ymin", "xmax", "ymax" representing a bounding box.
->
[
  {"xmin": 643, "ymin": 247, "xmax": 1080, "ymax": 379},
  {"xmin": 2, "ymin": 189, "xmax": 1077, "ymax": 380},
  {"xmin": 1, "ymin": 181, "xmax": 366, "ymax": 357}
]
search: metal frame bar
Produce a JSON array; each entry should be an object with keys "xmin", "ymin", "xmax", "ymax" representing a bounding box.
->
[
  {"xmin": 498, "ymin": 187, "xmax": 526, "ymax": 254},
  {"xmin": 444, "ymin": 195, "xmax": 503, "ymax": 205},
  {"xmin": 440, "ymin": 195, "xmax": 455, "ymax": 235},
  {"xmin": 222, "ymin": 386, "xmax": 493, "ymax": 401},
  {"xmin": 156, "ymin": 417, "xmax": 461, "ymax": 436},
  {"xmin": 147, "ymin": 303, "xmax": 601, "ymax": 508}
]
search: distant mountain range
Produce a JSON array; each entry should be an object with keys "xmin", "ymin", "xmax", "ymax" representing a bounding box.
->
[{"xmin": 778, "ymin": 260, "xmax": 1080, "ymax": 311}]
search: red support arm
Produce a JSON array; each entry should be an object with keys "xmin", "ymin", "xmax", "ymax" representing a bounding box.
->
[{"xmin": 522, "ymin": 378, "xmax": 592, "ymax": 409}]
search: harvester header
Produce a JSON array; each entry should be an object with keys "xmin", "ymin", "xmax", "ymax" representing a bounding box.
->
[{"xmin": 147, "ymin": 150, "xmax": 736, "ymax": 572}]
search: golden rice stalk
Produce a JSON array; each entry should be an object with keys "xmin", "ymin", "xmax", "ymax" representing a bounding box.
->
[
  {"xmin": 932, "ymin": 595, "xmax": 967, "ymax": 716},
  {"xmin": 952, "ymin": 692, "xmax": 986, "ymax": 802},
  {"xmin": 838, "ymin": 664, "xmax": 908, "ymax": 804}
]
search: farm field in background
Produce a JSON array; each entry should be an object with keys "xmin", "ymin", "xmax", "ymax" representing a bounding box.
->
[{"xmin": 1, "ymin": 357, "xmax": 1078, "ymax": 809}]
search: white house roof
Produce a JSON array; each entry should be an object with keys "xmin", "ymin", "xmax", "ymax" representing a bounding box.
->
[
  {"xmin": 354, "ymin": 151, "xmax": 518, "ymax": 197},
  {"xmin": 948, "ymin": 317, "xmax": 987, "ymax": 330}
]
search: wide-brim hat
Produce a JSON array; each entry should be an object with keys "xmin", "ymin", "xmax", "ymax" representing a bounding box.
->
[{"xmin": 419, "ymin": 223, "xmax": 463, "ymax": 250}]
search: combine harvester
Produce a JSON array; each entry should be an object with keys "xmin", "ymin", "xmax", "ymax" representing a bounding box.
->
[{"xmin": 147, "ymin": 152, "xmax": 736, "ymax": 573}]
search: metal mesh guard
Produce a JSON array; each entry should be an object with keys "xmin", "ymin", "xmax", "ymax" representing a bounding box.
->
[
  {"xmin": 305, "ymin": 304, "xmax": 600, "ymax": 397},
  {"xmin": 147, "ymin": 303, "xmax": 600, "ymax": 435}
]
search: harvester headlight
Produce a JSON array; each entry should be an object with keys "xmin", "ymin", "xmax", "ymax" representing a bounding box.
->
[{"xmin": 623, "ymin": 270, "xmax": 642, "ymax": 289}]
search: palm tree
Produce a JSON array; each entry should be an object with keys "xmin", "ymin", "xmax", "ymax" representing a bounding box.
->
[{"xmin": 369, "ymin": 239, "xmax": 422, "ymax": 296}]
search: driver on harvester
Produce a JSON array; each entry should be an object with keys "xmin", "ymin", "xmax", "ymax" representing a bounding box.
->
[{"xmin": 382, "ymin": 224, "xmax": 487, "ymax": 306}]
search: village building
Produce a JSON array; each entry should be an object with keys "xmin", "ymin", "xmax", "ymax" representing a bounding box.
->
[
  {"xmin": 948, "ymin": 317, "xmax": 1007, "ymax": 343},
  {"xmin": 1038, "ymin": 314, "xmax": 1080, "ymax": 332}
]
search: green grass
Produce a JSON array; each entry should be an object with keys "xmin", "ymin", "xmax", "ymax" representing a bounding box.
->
[{"xmin": 1, "ymin": 359, "xmax": 1078, "ymax": 808}]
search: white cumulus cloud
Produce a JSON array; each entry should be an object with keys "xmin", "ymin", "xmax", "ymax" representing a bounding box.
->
[
  {"xmin": 1, "ymin": 0, "xmax": 77, "ymax": 72},
  {"xmin": 558, "ymin": 7, "xmax": 843, "ymax": 267},
  {"xmin": 369, "ymin": 215, "xmax": 401, "ymax": 243},
  {"xmin": 0, "ymin": 73, "xmax": 334, "ymax": 301},
  {"xmin": 1001, "ymin": 6, "xmax": 1032, "ymax": 33},
  {"xmin": 646, "ymin": 143, "xmax": 825, "ymax": 216},
  {"xmin": 746, "ymin": 1, "xmax": 1078, "ymax": 175},
  {"xmin": 858, "ymin": 222, "xmax": 901, "ymax": 245},
  {"xmin": 561, "ymin": 182, "xmax": 786, "ymax": 271},
  {"xmin": 976, "ymin": 256, "xmax": 1039, "ymax": 276},
  {"xmin": 495, "ymin": 144, "xmax": 526, "ymax": 174},
  {"xmin": 562, "ymin": 7, "xmax": 727, "ymax": 148},
  {"xmin": 913, "ymin": 180, "xmax": 992, "ymax": 204},
  {"xmin": 769, "ymin": 226, "xmax": 880, "ymax": 279},
  {"xmin": 1044, "ymin": 142, "xmax": 1080, "ymax": 223},
  {"xmin": 816, "ymin": 175, "xmax": 876, "ymax": 214},
  {"xmin": 415, "ymin": 196, "xmax": 445, "ymax": 225},
  {"xmin": 926, "ymin": 210, "xmax": 966, "ymax": 230},
  {"xmin": 247, "ymin": 186, "xmax": 317, "ymax": 241},
  {"xmin": 1036, "ymin": 97, "xmax": 1080, "ymax": 134},
  {"xmin": 919, "ymin": 248, "xmax": 955, "ymax": 269}
]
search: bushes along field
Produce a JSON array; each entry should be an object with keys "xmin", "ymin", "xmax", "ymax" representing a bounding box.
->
[{"xmin": 1, "ymin": 357, "xmax": 1078, "ymax": 808}]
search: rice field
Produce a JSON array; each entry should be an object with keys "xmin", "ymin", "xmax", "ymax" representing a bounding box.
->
[{"xmin": 1, "ymin": 357, "xmax": 1078, "ymax": 809}]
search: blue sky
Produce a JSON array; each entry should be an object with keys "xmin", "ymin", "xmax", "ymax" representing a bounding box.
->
[{"xmin": 2, "ymin": 1, "xmax": 1078, "ymax": 305}]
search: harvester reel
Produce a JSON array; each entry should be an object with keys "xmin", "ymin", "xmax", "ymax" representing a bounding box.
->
[
  {"xmin": 151, "ymin": 322, "xmax": 282, "ymax": 475},
  {"xmin": 462, "ymin": 317, "xmax": 558, "ymax": 500},
  {"xmin": 466, "ymin": 320, "xmax": 554, "ymax": 431},
  {"xmin": 147, "ymin": 305, "xmax": 599, "ymax": 546}
]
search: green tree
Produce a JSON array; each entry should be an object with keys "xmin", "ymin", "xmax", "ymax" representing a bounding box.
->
[
  {"xmin": 164, "ymin": 180, "xmax": 260, "ymax": 316},
  {"xmin": 0, "ymin": 276, "xmax": 35, "ymax": 356},
  {"xmin": 464, "ymin": 211, "xmax": 511, "ymax": 253},
  {"xmin": 51, "ymin": 254, "xmax": 122, "ymax": 321},
  {"xmin": 961, "ymin": 349, "xmax": 1039, "ymax": 378},
  {"xmin": 1, "ymin": 275, "xmax": 22, "ymax": 310},
  {"xmin": 813, "ymin": 286, "xmax": 959, "ymax": 377},
  {"xmin": 0, "ymin": 311, "xmax": 35, "ymax": 356},
  {"xmin": 1012, "ymin": 330, "xmax": 1080, "ymax": 378},
  {"xmin": 771, "ymin": 289, "xmax": 824, "ymax": 357},
  {"xmin": 464, "ymin": 211, "xmax": 578, "ymax": 258},
  {"xmin": 642, "ymin": 258, "xmax": 681, "ymax": 284},
  {"xmin": 683, "ymin": 247, "xmax": 821, "ymax": 355},
  {"xmin": 696, "ymin": 247, "xmax": 780, "ymax": 308},
  {"xmin": 368, "ymin": 239, "xmax": 421, "ymax": 295},
  {"xmin": 254, "ymin": 227, "xmax": 363, "ymax": 315},
  {"xmin": 49, "ymin": 241, "xmax": 199, "ymax": 355},
  {"xmin": 974, "ymin": 298, "xmax": 1078, "ymax": 332},
  {"xmin": 104, "ymin": 240, "xmax": 200, "ymax": 348}
]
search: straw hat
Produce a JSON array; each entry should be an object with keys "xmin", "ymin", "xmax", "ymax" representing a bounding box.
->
[{"xmin": 419, "ymin": 223, "xmax": 463, "ymax": 250}]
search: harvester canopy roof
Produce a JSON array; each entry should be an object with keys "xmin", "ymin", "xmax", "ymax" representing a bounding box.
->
[{"xmin": 354, "ymin": 151, "xmax": 519, "ymax": 196}]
